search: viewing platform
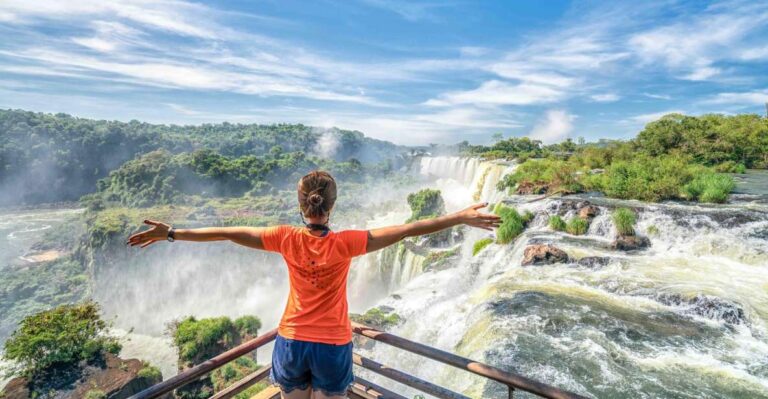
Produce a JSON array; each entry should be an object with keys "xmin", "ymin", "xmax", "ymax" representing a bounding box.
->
[{"xmin": 128, "ymin": 322, "xmax": 587, "ymax": 399}]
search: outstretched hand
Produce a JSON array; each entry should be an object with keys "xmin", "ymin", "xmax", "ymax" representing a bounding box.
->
[
  {"xmin": 457, "ymin": 202, "xmax": 502, "ymax": 231},
  {"xmin": 127, "ymin": 220, "xmax": 171, "ymax": 248}
]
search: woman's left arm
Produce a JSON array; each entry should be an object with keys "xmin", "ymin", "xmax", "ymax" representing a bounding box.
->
[{"xmin": 365, "ymin": 202, "xmax": 500, "ymax": 253}]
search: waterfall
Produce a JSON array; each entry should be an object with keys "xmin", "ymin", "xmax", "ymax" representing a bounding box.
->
[{"xmin": 355, "ymin": 157, "xmax": 768, "ymax": 399}]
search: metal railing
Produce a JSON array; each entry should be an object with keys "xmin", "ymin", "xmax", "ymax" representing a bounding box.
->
[{"xmin": 128, "ymin": 323, "xmax": 589, "ymax": 399}]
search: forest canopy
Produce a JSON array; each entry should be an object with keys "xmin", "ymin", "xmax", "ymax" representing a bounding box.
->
[{"xmin": 0, "ymin": 109, "xmax": 405, "ymax": 206}]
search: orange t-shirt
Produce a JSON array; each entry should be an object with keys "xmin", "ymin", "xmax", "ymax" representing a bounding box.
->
[{"xmin": 261, "ymin": 225, "xmax": 368, "ymax": 345}]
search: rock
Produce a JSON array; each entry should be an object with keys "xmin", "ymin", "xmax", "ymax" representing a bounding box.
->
[
  {"xmin": 521, "ymin": 244, "xmax": 570, "ymax": 266},
  {"xmin": 391, "ymin": 294, "xmax": 402, "ymax": 300},
  {"xmin": 655, "ymin": 293, "xmax": 747, "ymax": 325},
  {"xmin": 611, "ymin": 235, "xmax": 651, "ymax": 251},
  {"xmin": 576, "ymin": 256, "xmax": 611, "ymax": 268},
  {"xmin": 578, "ymin": 205, "xmax": 600, "ymax": 220},
  {"xmin": 1, "ymin": 354, "xmax": 164, "ymax": 399},
  {"xmin": 516, "ymin": 181, "xmax": 548, "ymax": 195}
]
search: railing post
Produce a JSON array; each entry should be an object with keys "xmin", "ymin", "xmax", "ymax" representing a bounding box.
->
[{"xmin": 509, "ymin": 386, "xmax": 515, "ymax": 399}]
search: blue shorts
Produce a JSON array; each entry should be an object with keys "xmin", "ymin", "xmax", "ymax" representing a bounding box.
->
[{"xmin": 270, "ymin": 334, "xmax": 354, "ymax": 396}]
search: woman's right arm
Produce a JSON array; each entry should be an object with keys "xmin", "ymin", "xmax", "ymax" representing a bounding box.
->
[{"xmin": 127, "ymin": 220, "xmax": 269, "ymax": 250}]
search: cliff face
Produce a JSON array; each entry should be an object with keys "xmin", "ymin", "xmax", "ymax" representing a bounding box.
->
[{"xmin": 1, "ymin": 354, "xmax": 163, "ymax": 399}]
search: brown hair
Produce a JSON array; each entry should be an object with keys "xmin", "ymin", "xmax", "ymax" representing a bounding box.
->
[{"xmin": 298, "ymin": 170, "xmax": 337, "ymax": 218}]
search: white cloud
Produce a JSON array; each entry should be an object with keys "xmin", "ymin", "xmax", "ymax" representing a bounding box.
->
[
  {"xmin": 529, "ymin": 110, "xmax": 575, "ymax": 144},
  {"xmin": 629, "ymin": 110, "xmax": 685, "ymax": 124},
  {"xmin": 0, "ymin": 0, "xmax": 222, "ymax": 39},
  {"xmin": 425, "ymin": 80, "xmax": 565, "ymax": 106},
  {"xmin": 682, "ymin": 67, "xmax": 721, "ymax": 81},
  {"xmin": 628, "ymin": 4, "xmax": 768, "ymax": 81},
  {"xmin": 590, "ymin": 93, "xmax": 620, "ymax": 102},
  {"xmin": 705, "ymin": 90, "xmax": 768, "ymax": 105},
  {"xmin": 643, "ymin": 93, "xmax": 672, "ymax": 100}
]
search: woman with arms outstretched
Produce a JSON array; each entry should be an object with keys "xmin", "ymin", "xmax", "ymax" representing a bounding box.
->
[{"xmin": 127, "ymin": 170, "xmax": 501, "ymax": 399}]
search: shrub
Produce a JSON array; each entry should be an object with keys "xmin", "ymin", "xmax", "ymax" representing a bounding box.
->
[
  {"xmin": 138, "ymin": 364, "xmax": 163, "ymax": 382},
  {"xmin": 3, "ymin": 301, "xmax": 121, "ymax": 377},
  {"xmin": 233, "ymin": 316, "xmax": 262, "ymax": 337},
  {"xmin": 497, "ymin": 158, "xmax": 582, "ymax": 194},
  {"xmin": 171, "ymin": 316, "xmax": 239, "ymax": 365},
  {"xmin": 682, "ymin": 173, "xmax": 735, "ymax": 203},
  {"xmin": 715, "ymin": 161, "xmax": 747, "ymax": 174},
  {"xmin": 85, "ymin": 390, "xmax": 107, "ymax": 399},
  {"xmin": 406, "ymin": 189, "xmax": 445, "ymax": 222},
  {"xmin": 472, "ymin": 238, "xmax": 494, "ymax": 256},
  {"xmin": 596, "ymin": 155, "xmax": 696, "ymax": 202},
  {"xmin": 612, "ymin": 208, "xmax": 636, "ymax": 236},
  {"xmin": 565, "ymin": 217, "xmax": 588, "ymax": 235},
  {"xmin": 521, "ymin": 210, "xmax": 535, "ymax": 223},
  {"xmin": 350, "ymin": 307, "xmax": 401, "ymax": 329},
  {"xmin": 494, "ymin": 205, "xmax": 527, "ymax": 244},
  {"xmin": 548, "ymin": 215, "xmax": 566, "ymax": 231}
]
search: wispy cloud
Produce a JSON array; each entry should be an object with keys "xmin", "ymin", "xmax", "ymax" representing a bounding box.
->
[
  {"xmin": 425, "ymin": 80, "xmax": 566, "ymax": 106},
  {"xmin": 590, "ymin": 93, "xmax": 620, "ymax": 102},
  {"xmin": 358, "ymin": 0, "xmax": 454, "ymax": 22},
  {"xmin": 628, "ymin": 2, "xmax": 768, "ymax": 81},
  {"xmin": 704, "ymin": 90, "xmax": 768, "ymax": 106}
]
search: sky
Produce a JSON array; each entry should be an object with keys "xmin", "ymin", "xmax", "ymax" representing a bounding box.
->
[{"xmin": 0, "ymin": 0, "xmax": 767, "ymax": 146}]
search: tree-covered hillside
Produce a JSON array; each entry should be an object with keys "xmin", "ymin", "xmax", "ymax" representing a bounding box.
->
[{"xmin": 0, "ymin": 109, "xmax": 406, "ymax": 206}]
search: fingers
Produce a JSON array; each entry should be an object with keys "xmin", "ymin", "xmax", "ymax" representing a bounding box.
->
[
  {"xmin": 144, "ymin": 219, "xmax": 160, "ymax": 226},
  {"xmin": 470, "ymin": 202, "xmax": 489, "ymax": 210},
  {"xmin": 139, "ymin": 239, "xmax": 157, "ymax": 248},
  {"xmin": 479, "ymin": 213, "xmax": 501, "ymax": 220}
]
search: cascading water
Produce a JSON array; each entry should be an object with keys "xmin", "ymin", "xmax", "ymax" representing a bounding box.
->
[{"xmin": 355, "ymin": 157, "xmax": 768, "ymax": 399}]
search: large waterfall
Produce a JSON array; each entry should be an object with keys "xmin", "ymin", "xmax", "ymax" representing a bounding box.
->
[{"xmin": 354, "ymin": 157, "xmax": 768, "ymax": 399}]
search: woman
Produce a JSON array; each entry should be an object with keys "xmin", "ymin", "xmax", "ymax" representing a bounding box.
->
[{"xmin": 127, "ymin": 170, "xmax": 501, "ymax": 399}]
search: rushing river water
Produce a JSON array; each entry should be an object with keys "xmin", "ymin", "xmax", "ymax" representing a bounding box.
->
[{"xmin": 1, "ymin": 158, "xmax": 767, "ymax": 398}]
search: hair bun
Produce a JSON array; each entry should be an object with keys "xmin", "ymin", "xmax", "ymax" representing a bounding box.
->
[{"xmin": 308, "ymin": 193, "xmax": 324, "ymax": 206}]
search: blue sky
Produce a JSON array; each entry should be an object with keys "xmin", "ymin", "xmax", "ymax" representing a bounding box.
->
[{"xmin": 0, "ymin": 0, "xmax": 767, "ymax": 145}]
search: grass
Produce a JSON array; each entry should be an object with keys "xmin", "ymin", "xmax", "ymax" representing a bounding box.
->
[
  {"xmin": 565, "ymin": 217, "xmax": 589, "ymax": 235},
  {"xmin": 138, "ymin": 364, "xmax": 162, "ymax": 381},
  {"xmin": 548, "ymin": 215, "xmax": 566, "ymax": 231},
  {"xmin": 612, "ymin": 208, "xmax": 637, "ymax": 236},
  {"xmin": 682, "ymin": 173, "xmax": 736, "ymax": 203},
  {"xmin": 472, "ymin": 238, "xmax": 494, "ymax": 256},
  {"xmin": 494, "ymin": 205, "xmax": 528, "ymax": 244}
]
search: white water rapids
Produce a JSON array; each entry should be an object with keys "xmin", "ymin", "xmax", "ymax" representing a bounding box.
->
[
  {"xmin": 351, "ymin": 157, "xmax": 768, "ymax": 398},
  {"xmin": 1, "ymin": 157, "xmax": 766, "ymax": 398}
]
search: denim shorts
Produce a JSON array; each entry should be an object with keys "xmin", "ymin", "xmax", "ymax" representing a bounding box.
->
[{"xmin": 270, "ymin": 334, "xmax": 354, "ymax": 396}]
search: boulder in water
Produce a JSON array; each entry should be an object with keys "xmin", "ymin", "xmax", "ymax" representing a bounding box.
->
[
  {"xmin": 578, "ymin": 204, "xmax": 600, "ymax": 220},
  {"xmin": 521, "ymin": 244, "xmax": 570, "ymax": 266},
  {"xmin": 611, "ymin": 235, "xmax": 651, "ymax": 251},
  {"xmin": 655, "ymin": 293, "xmax": 747, "ymax": 325},
  {"xmin": 576, "ymin": 256, "xmax": 611, "ymax": 268}
]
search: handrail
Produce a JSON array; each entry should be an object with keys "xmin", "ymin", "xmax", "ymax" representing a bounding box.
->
[
  {"xmin": 352, "ymin": 322, "xmax": 588, "ymax": 399},
  {"xmin": 130, "ymin": 323, "xmax": 588, "ymax": 399},
  {"xmin": 210, "ymin": 365, "xmax": 272, "ymax": 399},
  {"xmin": 353, "ymin": 352, "xmax": 469, "ymax": 399},
  {"xmin": 128, "ymin": 328, "xmax": 278, "ymax": 399}
]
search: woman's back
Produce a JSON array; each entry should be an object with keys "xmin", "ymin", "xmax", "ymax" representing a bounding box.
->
[{"xmin": 261, "ymin": 225, "xmax": 368, "ymax": 345}]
